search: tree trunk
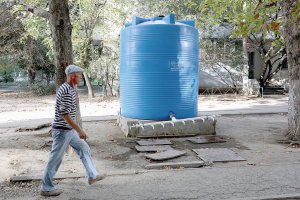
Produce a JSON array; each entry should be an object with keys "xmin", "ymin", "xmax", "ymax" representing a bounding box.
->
[
  {"xmin": 104, "ymin": 82, "xmax": 108, "ymax": 96},
  {"xmin": 74, "ymin": 87, "xmax": 82, "ymax": 128},
  {"xmin": 27, "ymin": 36, "xmax": 35, "ymax": 84},
  {"xmin": 27, "ymin": 68, "xmax": 36, "ymax": 84},
  {"xmin": 107, "ymin": 81, "xmax": 113, "ymax": 96},
  {"xmin": 242, "ymin": 37, "xmax": 249, "ymax": 95},
  {"xmin": 49, "ymin": 0, "xmax": 73, "ymax": 90},
  {"xmin": 83, "ymin": 71, "xmax": 94, "ymax": 98},
  {"xmin": 49, "ymin": 0, "xmax": 82, "ymax": 130},
  {"xmin": 81, "ymin": 43, "xmax": 94, "ymax": 98},
  {"xmin": 282, "ymin": 0, "xmax": 300, "ymax": 140},
  {"xmin": 83, "ymin": 75, "xmax": 86, "ymax": 86}
]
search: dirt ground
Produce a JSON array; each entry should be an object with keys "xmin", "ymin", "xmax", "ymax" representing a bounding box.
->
[{"xmin": 0, "ymin": 91, "xmax": 298, "ymax": 200}]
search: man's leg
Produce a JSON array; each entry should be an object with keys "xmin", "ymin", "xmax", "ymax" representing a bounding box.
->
[
  {"xmin": 69, "ymin": 131, "xmax": 99, "ymax": 180},
  {"xmin": 40, "ymin": 129, "xmax": 71, "ymax": 192}
]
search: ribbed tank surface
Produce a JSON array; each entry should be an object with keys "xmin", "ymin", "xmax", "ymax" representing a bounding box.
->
[{"xmin": 120, "ymin": 14, "xmax": 199, "ymax": 120}]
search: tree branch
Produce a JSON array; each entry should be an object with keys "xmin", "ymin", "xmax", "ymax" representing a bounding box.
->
[
  {"xmin": 247, "ymin": 36, "xmax": 262, "ymax": 53},
  {"xmin": 211, "ymin": 63, "xmax": 234, "ymax": 90},
  {"xmin": 0, "ymin": 4, "xmax": 15, "ymax": 17},
  {"xmin": 90, "ymin": 0, "xmax": 106, "ymax": 36},
  {"xmin": 270, "ymin": 53, "xmax": 285, "ymax": 68},
  {"xmin": 20, "ymin": 4, "xmax": 50, "ymax": 19},
  {"xmin": 222, "ymin": 64, "xmax": 238, "ymax": 89}
]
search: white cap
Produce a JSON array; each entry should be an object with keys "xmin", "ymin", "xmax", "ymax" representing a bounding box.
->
[{"xmin": 65, "ymin": 64, "xmax": 83, "ymax": 75}]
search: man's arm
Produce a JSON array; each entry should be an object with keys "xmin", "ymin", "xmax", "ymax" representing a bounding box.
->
[{"xmin": 63, "ymin": 114, "xmax": 87, "ymax": 139}]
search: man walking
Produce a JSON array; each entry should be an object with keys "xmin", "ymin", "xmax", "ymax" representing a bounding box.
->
[{"xmin": 40, "ymin": 65, "xmax": 106, "ymax": 197}]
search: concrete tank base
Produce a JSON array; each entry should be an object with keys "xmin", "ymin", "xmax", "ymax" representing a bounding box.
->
[{"xmin": 118, "ymin": 115, "xmax": 217, "ymax": 137}]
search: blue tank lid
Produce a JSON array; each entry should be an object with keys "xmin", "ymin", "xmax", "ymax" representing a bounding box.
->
[{"xmin": 125, "ymin": 13, "xmax": 195, "ymax": 28}]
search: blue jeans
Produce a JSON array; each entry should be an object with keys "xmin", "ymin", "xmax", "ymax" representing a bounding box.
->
[{"xmin": 40, "ymin": 129, "xmax": 99, "ymax": 192}]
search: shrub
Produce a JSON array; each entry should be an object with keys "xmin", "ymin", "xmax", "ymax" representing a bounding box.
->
[
  {"xmin": 16, "ymin": 80, "xmax": 30, "ymax": 91},
  {"xmin": 30, "ymin": 83, "xmax": 56, "ymax": 96}
]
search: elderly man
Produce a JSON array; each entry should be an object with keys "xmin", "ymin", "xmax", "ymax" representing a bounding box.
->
[{"xmin": 40, "ymin": 65, "xmax": 106, "ymax": 197}]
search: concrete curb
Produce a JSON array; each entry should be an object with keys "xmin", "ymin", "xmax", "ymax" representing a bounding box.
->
[
  {"xmin": 0, "ymin": 112, "xmax": 287, "ymax": 129},
  {"xmin": 0, "ymin": 116, "xmax": 118, "ymax": 129},
  {"xmin": 228, "ymin": 193, "xmax": 300, "ymax": 200}
]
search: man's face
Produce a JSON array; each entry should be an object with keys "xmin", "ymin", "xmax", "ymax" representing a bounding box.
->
[{"xmin": 71, "ymin": 72, "xmax": 82, "ymax": 85}]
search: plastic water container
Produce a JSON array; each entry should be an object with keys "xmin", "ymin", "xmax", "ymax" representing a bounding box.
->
[{"xmin": 120, "ymin": 14, "xmax": 199, "ymax": 120}]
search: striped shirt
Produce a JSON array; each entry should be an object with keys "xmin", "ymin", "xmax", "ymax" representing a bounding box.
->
[{"xmin": 52, "ymin": 82, "xmax": 77, "ymax": 130}]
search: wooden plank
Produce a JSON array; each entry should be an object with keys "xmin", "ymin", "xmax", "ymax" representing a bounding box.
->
[
  {"xmin": 187, "ymin": 136, "xmax": 226, "ymax": 144},
  {"xmin": 136, "ymin": 139, "xmax": 172, "ymax": 146},
  {"xmin": 146, "ymin": 161, "xmax": 205, "ymax": 169},
  {"xmin": 192, "ymin": 148, "xmax": 246, "ymax": 162},
  {"xmin": 10, "ymin": 173, "xmax": 85, "ymax": 182},
  {"xmin": 135, "ymin": 145, "xmax": 173, "ymax": 152},
  {"xmin": 144, "ymin": 149, "xmax": 186, "ymax": 161}
]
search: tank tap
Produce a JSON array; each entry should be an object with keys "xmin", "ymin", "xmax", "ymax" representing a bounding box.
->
[{"xmin": 169, "ymin": 112, "xmax": 176, "ymax": 121}]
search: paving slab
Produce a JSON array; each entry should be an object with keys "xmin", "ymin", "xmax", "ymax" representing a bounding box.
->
[
  {"xmin": 145, "ymin": 161, "xmax": 205, "ymax": 169},
  {"xmin": 136, "ymin": 139, "xmax": 172, "ymax": 146},
  {"xmin": 144, "ymin": 149, "xmax": 186, "ymax": 161},
  {"xmin": 135, "ymin": 145, "xmax": 173, "ymax": 152},
  {"xmin": 192, "ymin": 148, "xmax": 246, "ymax": 162},
  {"xmin": 187, "ymin": 135, "xmax": 226, "ymax": 144}
]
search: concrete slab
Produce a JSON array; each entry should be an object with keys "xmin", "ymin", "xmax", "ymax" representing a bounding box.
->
[
  {"xmin": 144, "ymin": 149, "xmax": 186, "ymax": 161},
  {"xmin": 136, "ymin": 139, "xmax": 172, "ymax": 146},
  {"xmin": 145, "ymin": 161, "xmax": 205, "ymax": 169},
  {"xmin": 118, "ymin": 115, "xmax": 217, "ymax": 137},
  {"xmin": 135, "ymin": 145, "xmax": 173, "ymax": 152},
  {"xmin": 117, "ymin": 115, "xmax": 153, "ymax": 137},
  {"xmin": 193, "ymin": 148, "xmax": 246, "ymax": 162},
  {"xmin": 187, "ymin": 135, "xmax": 226, "ymax": 144}
]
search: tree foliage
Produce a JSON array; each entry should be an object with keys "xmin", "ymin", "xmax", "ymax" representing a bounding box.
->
[
  {"xmin": 69, "ymin": 0, "xmax": 106, "ymax": 98},
  {"xmin": 187, "ymin": 0, "xmax": 287, "ymax": 90},
  {"xmin": 0, "ymin": 56, "xmax": 18, "ymax": 83},
  {"xmin": 0, "ymin": 2, "xmax": 24, "ymax": 55},
  {"xmin": 2, "ymin": 0, "xmax": 294, "ymax": 96},
  {"xmin": 0, "ymin": 0, "xmax": 54, "ymax": 85},
  {"xmin": 18, "ymin": 37, "xmax": 54, "ymax": 84},
  {"xmin": 90, "ymin": 44, "xmax": 119, "ymax": 96}
]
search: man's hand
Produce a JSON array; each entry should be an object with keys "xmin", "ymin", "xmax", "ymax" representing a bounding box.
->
[
  {"xmin": 62, "ymin": 114, "xmax": 87, "ymax": 140},
  {"xmin": 78, "ymin": 130, "xmax": 87, "ymax": 140}
]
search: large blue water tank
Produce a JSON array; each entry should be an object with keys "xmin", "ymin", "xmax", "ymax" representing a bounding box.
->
[{"xmin": 120, "ymin": 14, "xmax": 199, "ymax": 120}]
